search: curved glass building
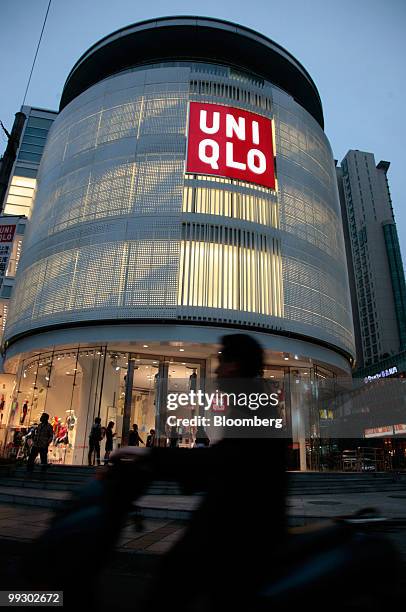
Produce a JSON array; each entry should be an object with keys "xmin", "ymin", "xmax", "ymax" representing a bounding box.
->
[{"xmin": 2, "ymin": 17, "xmax": 355, "ymax": 469}]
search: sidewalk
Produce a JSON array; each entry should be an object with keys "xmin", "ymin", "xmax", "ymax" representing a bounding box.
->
[
  {"xmin": 0, "ymin": 489, "xmax": 405, "ymax": 555},
  {"xmin": 1, "ymin": 496, "xmax": 405, "ymax": 611}
]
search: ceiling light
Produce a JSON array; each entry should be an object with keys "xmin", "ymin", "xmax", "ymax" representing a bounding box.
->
[
  {"xmin": 143, "ymin": 345, "xmax": 149, "ymax": 348},
  {"xmin": 179, "ymin": 348, "xmax": 184, "ymax": 352}
]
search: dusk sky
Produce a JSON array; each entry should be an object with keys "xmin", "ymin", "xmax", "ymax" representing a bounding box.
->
[{"xmin": 1, "ymin": 0, "xmax": 405, "ymax": 262}]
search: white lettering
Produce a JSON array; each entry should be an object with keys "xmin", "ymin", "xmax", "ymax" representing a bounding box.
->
[
  {"xmin": 199, "ymin": 139, "xmax": 220, "ymax": 169},
  {"xmin": 226, "ymin": 142, "xmax": 246, "ymax": 170},
  {"xmin": 199, "ymin": 110, "xmax": 220, "ymax": 134},
  {"xmin": 167, "ymin": 393, "xmax": 178, "ymax": 410},
  {"xmin": 247, "ymin": 149, "xmax": 266, "ymax": 174},
  {"xmin": 226, "ymin": 115, "xmax": 246, "ymax": 140},
  {"xmin": 252, "ymin": 121, "xmax": 259, "ymax": 145}
]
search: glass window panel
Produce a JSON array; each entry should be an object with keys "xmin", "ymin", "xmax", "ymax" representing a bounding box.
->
[
  {"xmin": 3, "ymin": 204, "xmax": 30, "ymax": 217},
  {"xmin": 20, "ymin": 143, "xmax": 45, "ymax": 154},
  {"xmin": 6, "ymin": 194, "xmax": 32, "ymax": 206},
  {"xmin": 24, "ymin": 127, "xmax": 49, "ymax": 138},
  {"xmin": 21, "ymin": 135, "xmax": 47, "ymax": 146},
  {"xmin": 1, "ymin": 285, "xmax": 12, "ymax": 297},
  {"xmin": 17, "ymin": 151, "xmax": 42, "ymax": 162},
  {"xmin": 27, "ymin": 117, "xmax": 54, "ymax": 129}
]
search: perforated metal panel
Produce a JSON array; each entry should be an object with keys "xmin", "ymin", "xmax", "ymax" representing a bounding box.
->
[{"xmin": 5, "ymin": 61, "xmax": 355, "ymax": 359}]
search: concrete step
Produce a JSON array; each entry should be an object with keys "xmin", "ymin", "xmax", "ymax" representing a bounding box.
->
[
  {"xmin": 0, "ymin": 486, "xmax": 196, "ymax": 519},
  {"xmin": 1, "ymin": 467, "xmax": 405, "ymax": 507},
  {"xmin": 290, "ymin": 486, "xmax": 406, "ymax": 495},
  {"xmin": 0, "ymin": 477, "xmax": 182, "ymax": 496}
]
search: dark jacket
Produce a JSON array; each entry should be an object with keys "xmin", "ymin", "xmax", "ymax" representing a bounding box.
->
[
  {"xmin": 89, "ymin": 424, "xmax": 102, "ymax": 443},
  {"xmin": 33, "ymin": 422, "xmax": 53, "ymax": 449}
]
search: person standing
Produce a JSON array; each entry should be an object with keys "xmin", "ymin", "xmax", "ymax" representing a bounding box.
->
[
  {"xmin": 103, "ymin": 421, "xmax": 116, "ymax": 464},
  {"xmin": 146, "ymin": 429, "xmax": 156, "ymax": 448},
  {"xmin": 128, "ymin": 424, "xmax": 144, "ymax": 447},
  {"xmin": 88, "ymin": 417, "xmax": 102, "ymax": 466},
  {"xmin": 27, "ymin": 413, "xmax": 54, "ymax": 473}
]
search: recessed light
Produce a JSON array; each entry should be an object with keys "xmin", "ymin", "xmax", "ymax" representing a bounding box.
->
[{"xmin": 143, "ymin": 345, "xmax": 149, "ymax": 348}]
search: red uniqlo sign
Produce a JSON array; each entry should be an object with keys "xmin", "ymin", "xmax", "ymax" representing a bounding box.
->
[
  {"xmin": 0, "ymin": 225, "xmax": 16, "ymax": 243},
  {"xmin": 186, "ymin": 102, "xmax": 276, "ymax": 189}
]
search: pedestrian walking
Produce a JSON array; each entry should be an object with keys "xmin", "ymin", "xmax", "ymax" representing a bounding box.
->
[{"xmin": 128, "ymin": 424, "xmax": 144, "ymax": 447}]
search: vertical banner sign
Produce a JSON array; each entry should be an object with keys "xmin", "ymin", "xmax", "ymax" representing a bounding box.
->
[
  {"xmin": 186, "ymin": 102, "xmax": 276, "ymax": 189},
  {"xmin": 0, "ymin": 224, "xmax": 16, "ymax": 288}
]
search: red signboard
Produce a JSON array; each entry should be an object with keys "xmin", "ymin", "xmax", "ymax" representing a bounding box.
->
[
  {"xmin": 0, "ymin": 225, "xmax": 16, "ymax": 243},
  {"xmin": 186, "ymin": 102, "xmax": 276, "ymax": 189}
]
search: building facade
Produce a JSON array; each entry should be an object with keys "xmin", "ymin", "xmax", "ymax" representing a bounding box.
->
[
  {"xmin": 337, "ymin": 150, "xmax": 406, "ymax": 369},
  {"xmin": 1, "ymin": 17, "xmax": 355, "ymax": 470},
  {"xmin": 1, "ymin": 106, "xmax": 57, "ymax": 219},
  {"xmin": 0, "ymin": 107, "xmax": 57, "ymax": 340}
]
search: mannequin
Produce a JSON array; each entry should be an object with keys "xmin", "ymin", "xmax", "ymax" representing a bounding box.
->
[
  {"xmin": 0, "ymin": 394, "xmax": 5, "ymax": 423},
  {"xmin": 66, "ymin": 410, "xmax": 77, "ymax": 447},
  {"xmin": 20, "ymin": 401, "xmax": 28, "ymax": 425}
]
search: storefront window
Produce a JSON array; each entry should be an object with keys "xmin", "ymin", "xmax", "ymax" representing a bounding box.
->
[{"xmin": 3, "ymin": 346, "xmax": 336, "ymax": 469}]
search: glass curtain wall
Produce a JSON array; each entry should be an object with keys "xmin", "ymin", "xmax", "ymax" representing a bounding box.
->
[
  {"xmin": 4, "ymin": 347, "xmax": 206, "ymax": 464},
  {"xmin": 4, "ymin": 346, "xmax": 335, "ymax": 468}
]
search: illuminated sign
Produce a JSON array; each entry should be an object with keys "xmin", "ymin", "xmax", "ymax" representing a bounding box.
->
[
  {"xmin": 186, "ymin": 102, "xmax": 276, "ymax": 189},
  {"xmin": 394, "ymin": 424, "xmax": 406, "ymax": 435},
  {"xmin": 0, "ymin": 225, "xmax": 16, "ymax": 243},
  {"xmin": 364, "ymin": 426, "xmax": 394, "ymax": 438},
  {"xmin": 364, "ymin": 366, "xmax": 398, "ymax": 384},
  {"xmin": 0, "ymin": 224, "xmax": 16, "ymax": 288}
]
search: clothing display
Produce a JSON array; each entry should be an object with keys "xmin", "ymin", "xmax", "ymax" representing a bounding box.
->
[
  {"xmin": 55, "ymin": 425, "xmax": 68, "ymax": 445},
  {"xmin": 20, "ymin": 402, "xmax": 28, "ymax": 425},
  {"xmin": 0, "ymin": 394, "xmax": 4, "ymax": 423},
  {"xmin": 66, "ymin": 412, "xmax": 77, "ymax": 430}
]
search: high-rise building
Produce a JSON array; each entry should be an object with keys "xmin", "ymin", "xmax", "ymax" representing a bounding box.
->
[
  {"xmin": 337, "ymin": 150, "xmax": 406, "ymax": 369},
  {"xmin": 0, "ymin": 107, "xmax": 57, "ymax": 339},
  {"xmin": 1, "ymin": 17, "xmax": 355, "ymax": 470},
  {"xmin": 1, "ymin": 106, "xmax": 57, "ymax": 218}
]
